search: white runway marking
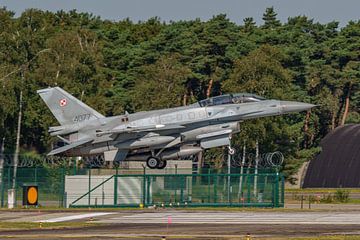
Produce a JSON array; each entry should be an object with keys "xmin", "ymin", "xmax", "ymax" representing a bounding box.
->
[
  {"xmin": 36, "ymin": 212, "xmax": 115, "ymax": 223},
  {"xmin": 99, "ymin": 212, "xmax": 360, "ymax": 225}
]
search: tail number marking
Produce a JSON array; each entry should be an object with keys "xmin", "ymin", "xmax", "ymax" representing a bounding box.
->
[{"xmin": 73, "ymin": 114, "xmax": 91, "ymax": 123}]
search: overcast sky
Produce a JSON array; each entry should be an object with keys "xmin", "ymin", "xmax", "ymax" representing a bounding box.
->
[{"xmin": 1, "ymin": 0, "xmax": 359, "ymax": 27}]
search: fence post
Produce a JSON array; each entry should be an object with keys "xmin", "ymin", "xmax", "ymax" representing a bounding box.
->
[
  {"xmin": 274, "ymin": 170, "xmax": 279, "ymax": 208},
  {"xmin": 60, "ymin": 167, "xmax": 65, "ymax": 207},
  {"xmin": 142, "ymin": 165, "xmax": 146, "ymax": 206},
  {"xmin": 7, "ymin": 167, "xmax": 11, "ymax": 206},
  {"xmin": 207, "ymin": 168, "xmax": 210, "ymax": 203},
  {"xmin": 247, "ymin": 174, "xmax": 251, "ymax": 204},
  {"xmin": 34, "ymin": 167, "xmax": 38, "ymax": 185},
  {"xmin": 213, "ymin": 174, "xmax": 217, "ymax": 203},
  {"xmin": 114, "ymin": 167, "xmax": 118, "ymax": 205},
  {"xmin": 147, "ymin": 176, "xmax": 151, "ymax": 205},
  {"xmin": 88, "ymin": 168, "xmax": 91, "ymax": 206},
  {"xmin": 180, "ymin": 176, "xmax": 184, "ymax": 204},
  {"xmin": 0, "ymin": 166, "xmax": 5, "ymax": 207},
  {"xmin": 7, "ymin": 167, "xmax": 10, "ymax": 191},
  {"xmin": 281, "ymin": 175, "xmax": 285, "ymax": 207},
  {"xmin": 73, "ymin": 160, "xmax": 76, "ymax": 175}
]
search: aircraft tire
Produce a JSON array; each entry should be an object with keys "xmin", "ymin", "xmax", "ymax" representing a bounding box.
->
[
  {"xmin": 146, "ymin": 157, "xmax": 159, "ymax": 169},
  {"xmin": 157, "ymin": 159, "xmax": 167, "ymax": 169}
]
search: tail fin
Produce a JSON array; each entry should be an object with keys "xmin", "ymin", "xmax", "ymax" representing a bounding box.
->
[{"xmin": 37, "ymin": 87, "xmax": 104, "ymax": 126}]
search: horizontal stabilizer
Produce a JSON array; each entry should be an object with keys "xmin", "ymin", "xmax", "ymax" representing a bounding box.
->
[{"xmin": 48, "ymin": 138, "xmax": 93, "ymax": 156}]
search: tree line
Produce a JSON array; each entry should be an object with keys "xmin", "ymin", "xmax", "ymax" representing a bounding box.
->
[{"xmin": 0, "ymin": 7, "xmax": 359, "ymax": 179}]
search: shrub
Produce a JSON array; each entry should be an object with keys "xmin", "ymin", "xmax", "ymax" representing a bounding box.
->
[{"xmin": 334, "ymin": 189, "xmax": 350, "ymax": 203}]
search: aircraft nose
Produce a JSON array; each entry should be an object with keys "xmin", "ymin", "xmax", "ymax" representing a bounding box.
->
[{"xmin": 280, "ymin": 101, "xmax": 316, "ymax": 113}]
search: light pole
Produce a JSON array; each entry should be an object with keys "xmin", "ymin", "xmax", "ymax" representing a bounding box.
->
[
  {"xmin": 0, "ymin": 48, "xmax": 51, "ymax": 208},
  {"xmin": 253, "ymin": 139, "xmax": 259, "ymax": 199},
  {"xmin": 12, "ymin": 89, "xmax": 22, "ymax": 190},
  {"xmin": 238, "ymin": 141, "xmax": 246, "ymax": 200},
  {"xmin": 227, "ymin": 136, "xmax": 235, "ymax": 203}
]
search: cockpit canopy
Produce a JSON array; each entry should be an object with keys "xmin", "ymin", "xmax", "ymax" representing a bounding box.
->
[{"xmin": 197, "ymin": 93, "xmax": 266, "ymax": 107}]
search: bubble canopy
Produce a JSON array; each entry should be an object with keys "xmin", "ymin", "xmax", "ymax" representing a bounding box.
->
[{"xmin": 196, "ymin": 93, "xmax": 266, "ymax": 107}]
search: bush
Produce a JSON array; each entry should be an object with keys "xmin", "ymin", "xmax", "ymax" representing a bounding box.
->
[
  {"xmin": 334, "ymin": 189, "xmax": 350, "ymax": 203},
  {"xmin": 320, "ymin": 193, "xmax": 334, "ymax": 203}
]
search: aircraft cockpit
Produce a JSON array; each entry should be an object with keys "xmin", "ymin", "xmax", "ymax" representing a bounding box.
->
[{"xmin": 197, "ymin": 93, "xmax": 266, "ymax": 107}]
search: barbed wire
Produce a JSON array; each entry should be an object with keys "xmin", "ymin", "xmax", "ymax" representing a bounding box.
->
[
  {"xmin": 0, "ymin": 150, "xmax": 284, "ymax": 168},
  {"xmin": 0, "ymin": 154, "xmax": 70, "ymax": 167},
  {"xmin": 230, "ymin": 151, "xmax": 284, "ymax": 168}
]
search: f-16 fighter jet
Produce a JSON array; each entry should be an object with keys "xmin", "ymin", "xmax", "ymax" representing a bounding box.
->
[{"xmin": 37, "ymin": 87, "xmax": 314, "ymax": 169}]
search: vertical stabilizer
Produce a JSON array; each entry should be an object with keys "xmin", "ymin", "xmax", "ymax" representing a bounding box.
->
[{"xmin": 37, "ymin": 87, "xmax": 104, "ymax": 126}]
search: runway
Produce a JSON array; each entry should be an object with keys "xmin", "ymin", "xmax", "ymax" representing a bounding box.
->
[
  {"xmin": 1, "ymin": 210, "xmax": 360, "ymax": 239},
  {"xmin": 94, "ymin": 211, "xmax": 360, "ymax": 225},
  {"xmin": 3, "ymin": 210, "xmax": 360, "ymax": 225},
  {"xmin": 34, "ymin": 212, "xmax": 115, "ymax": 223}
]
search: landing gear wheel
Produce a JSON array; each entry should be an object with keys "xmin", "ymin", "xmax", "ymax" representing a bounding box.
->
[
  {"xmin": 228, "ymin": 147, "xmax": 235, "ymax": 155},
  {"xmin": 146, "ymin": 157, "xmax": 159, "ymax": 169},
  {"xmin": 157, "ymin": 159, "xmax": 167, "ymax": 169}
]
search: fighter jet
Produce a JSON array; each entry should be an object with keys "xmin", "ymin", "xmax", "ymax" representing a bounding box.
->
[{"xmin": 37, "ymin": 87, "xmax": 314, "ymax": 169}]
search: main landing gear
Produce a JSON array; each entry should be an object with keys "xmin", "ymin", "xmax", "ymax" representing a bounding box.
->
[{"xmin": 146, "ymin": 156, "xmax": 167, "ymax": 169}]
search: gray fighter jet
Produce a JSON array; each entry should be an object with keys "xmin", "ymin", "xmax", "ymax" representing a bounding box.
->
[{"xmin": 37, "ymin": 87, "xmax": 314, "ymax": 169}]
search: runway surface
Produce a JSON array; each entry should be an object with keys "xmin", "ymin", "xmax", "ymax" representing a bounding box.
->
[
  {"xmin": 96, "ymin": 211, "xmax": 360, "ymax": 225},
  {"xmin": 1, "ymin": 210, "xmax": 360, "ymax": 239}
]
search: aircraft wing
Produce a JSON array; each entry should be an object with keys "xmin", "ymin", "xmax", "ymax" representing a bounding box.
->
[
  {"xmin": 96, "ymin": 124, "xmax": 185, "ymax": 137},
  {"xmin": 48, "ymin": 138, "xmax": 93, "ymax": 156}
]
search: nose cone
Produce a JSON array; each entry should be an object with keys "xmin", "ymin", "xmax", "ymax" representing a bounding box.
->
[{"xmin": 280, "ymin": 101, "xmax": 316, "ymax": 113}]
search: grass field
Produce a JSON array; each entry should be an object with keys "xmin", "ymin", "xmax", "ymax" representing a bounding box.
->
[
  {"xmin": 265, "ymin": 237, "xmax": 360, "ymax": 240},
  {"xmin": 0, "ymin": 221, "xmax": 99, "ymax": 230}
]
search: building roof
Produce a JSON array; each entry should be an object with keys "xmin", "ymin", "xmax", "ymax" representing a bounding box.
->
[{"xmin": 303, "ymin": 124, "xmax": 360, "ymax": 188}]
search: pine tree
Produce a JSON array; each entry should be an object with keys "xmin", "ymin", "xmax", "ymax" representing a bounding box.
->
[{"xmin": 262, "ymin": 7, "xmax": 281, "ymax": 29}]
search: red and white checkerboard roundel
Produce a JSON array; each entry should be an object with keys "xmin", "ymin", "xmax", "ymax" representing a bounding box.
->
[{"xmin": 59, "ymin": 98, "xmax": 67, "ymax": 107}]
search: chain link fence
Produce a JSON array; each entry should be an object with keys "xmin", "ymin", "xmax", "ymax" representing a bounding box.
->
[{"xmin": 0, "ymin": 166, "xmax": 284, "ymax": 208}]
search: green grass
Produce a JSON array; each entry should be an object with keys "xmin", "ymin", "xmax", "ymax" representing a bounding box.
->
[
  {"xmin": 262, "ymin": 236, "xmax": 360, "ymax": 240},
  {"xmin": 286, "ymin": 188, "xmax": 360, "ymax": 193},
  {"xmin": 0, "ymin": 206, "xmax": 330, "ymax": 212},
  {"xmin": 0, "ymin": 221, "xmax": 99, "ymax": 230}
]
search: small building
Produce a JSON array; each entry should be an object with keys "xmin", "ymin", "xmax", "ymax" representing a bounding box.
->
[{"xmin": 303, "ymin": 124, "xmax": 360, "ymax": 188}]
